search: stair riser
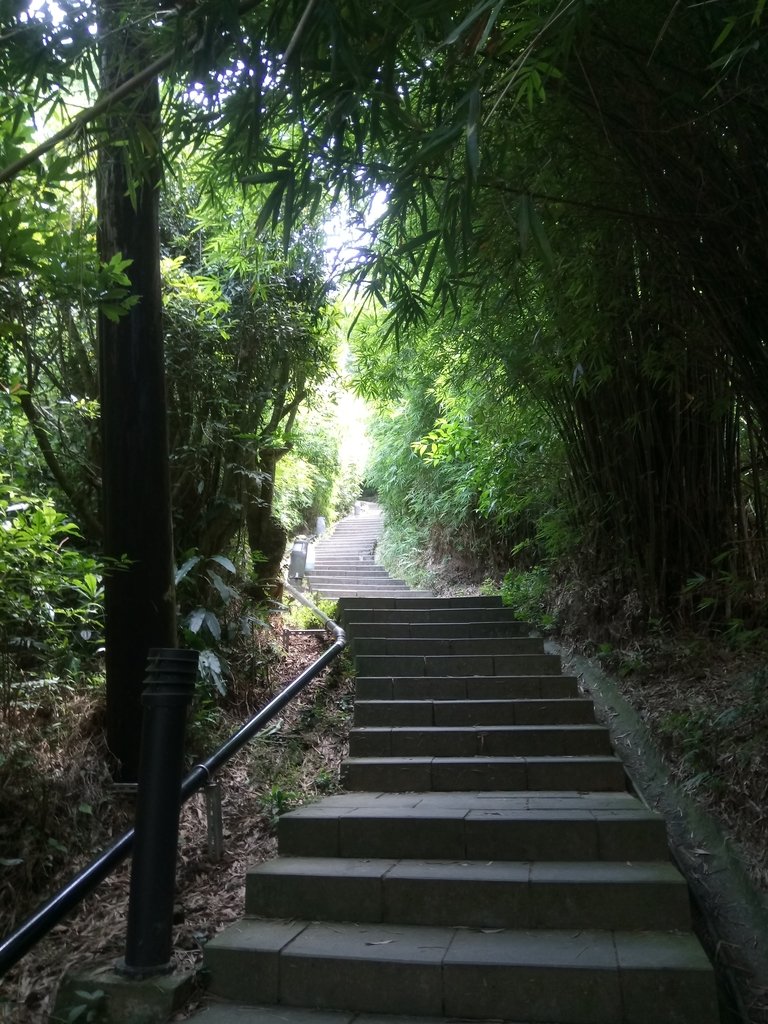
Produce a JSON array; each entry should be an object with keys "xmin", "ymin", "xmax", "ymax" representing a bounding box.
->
[
  {"xmin": 311, "ymin": 590, "xmax": 434, "ymax": 599},
  {"xmin": 346, "ymin": 621, "xmax": 534, "ymax": 638},
  {"xmin": 352, "ymin": 637, "xmax": 545, "ymax": 657},
  {"xmin": 355, "ymin": 676, "xmax": 580, "ymax": 700},
  {"xmin": 353, "ymin": 698, "xmax": 596, "ymax": 726},
  {"xmin": 354, "ymin": 654, "xmax": 562, "ymax": 677},
  {"xmin": 245, "ymin": 865, "xmax": 691, "ymax": 931},
  {"xmin": 318, "ymin": 535, "xmax": 381, "ymax": 539},
  {"xmin": 348, "ymin": 726, "xmax": 612, "ymax": 758},
  {"xmin": 344, "ymin": 608, "xmax": 522, "ymax": 624},
  {"xmin": 338, "ymin": 596, "xmax": 503, "ymax": 610},
  {"xmin": 318, "ymin": 537, "xmax": 381, "ymax": 542},
  {"xmin": 308, "ymin": 566, "xmax": 388, "ymax": 574},
  {"xmin": 278, "ymin": 811, "xmax": 669, "ymax": 862},
  {"xmin": 340, "ymin": 757, "xmax": 626, "ymax": 792},
  {"xmin": 311, "ymin": 581, "xmax": 415, "ymax": 589},
  {"xmin": 314, "ymin": 545, "xmax": 379, "ymax": 552},
  {"xmin": 204, "ymin": 926, "xmax": 717, "ymax": 1023}
]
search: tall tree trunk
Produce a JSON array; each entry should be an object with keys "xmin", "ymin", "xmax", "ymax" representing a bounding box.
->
[
  {"xmin": 246, "ymin": 447, "xmax": 289, "ymax": 601},
  {"xmin": 97, "ymin": 1, "xmax": 176, "ymax": 781}
]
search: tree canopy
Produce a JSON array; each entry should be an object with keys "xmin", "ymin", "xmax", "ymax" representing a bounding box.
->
[{"xmin": 2, "ymin": 0, "xmax": 768, "ymax": 767}]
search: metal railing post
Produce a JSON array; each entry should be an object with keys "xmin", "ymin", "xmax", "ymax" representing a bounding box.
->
[{"xmin": 116, "ymin": 647, "xmax": 198, "ymax": 978}]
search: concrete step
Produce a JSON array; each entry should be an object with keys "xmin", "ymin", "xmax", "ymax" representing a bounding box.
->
[
  {"xmin": 353, "ymin": 697, "xmax": 596, "ymax": 726},
  {"xmin": 343, "ymin": 607, "xmax": 523, "ymax": 624},
  {"xmin": 354, "ymin": 653, "xmax": 562, "ymax": 677},
  {"xmin": 277, "ymin": 792, "xmax": 669, "ymax": 862},
  {"xmin": 203, "ymin": 919, "xmax": 717, "ymax": 1022},
  {"xmin": 340, "ymin": 755, "xmax": 626, "ymax": 792},
  {"xmin": 346, "ymin": 620, "xmax": 535, "ymax": 638},
  {"xmin": 348, "ymin": 724, "xmax": 613, "ymax": 758},
  {"xmin": 310, "ymin": 589, "xmax": 434, "ymax": 600},
  {"xmin": 319, "ymin": 541, "xmax": 382, "ymax": 546},
  {"xmin": 351, "ymin": 636, "xmax": 545, "ymax": 656},
  {"xmin": 309, "ymin": 577, "xmax": 411, "ymax": 588},
  {"xmin": 322, "ymin": 525, "xmax": 382, "ymax": 532},
  {"xmin": 339, "ymin": 596, "xmax": 503, "ymax": 610},
  {"xmin": 318, "ymin": 537, "xmax": 381, "ymax": 542},
  {"xmin": 308, "ymin": 564, "xmax": 389, "ymax": 573},
  {"xmin": 314, "ymin": 543, "xmax": 380, "ymax": 552},
  {"xmin": 185, "ymin": 1006, "xmax": 491, "ymax": 1024},
  {"xmin": 355, "ymin": 674, "xmax": 580, "ymax": 700},
  {"xmin": 313, "ymin": 552, "xmax": 379, "ymax": 560},
  {"xmin": 245, "ymin": 856, "xmax": 692, "ymax": 931}
]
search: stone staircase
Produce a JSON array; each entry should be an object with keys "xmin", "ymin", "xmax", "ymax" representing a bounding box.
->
[
  {"xmin": 304, "ymin": 504, "xmax": 432, "ymax": 601},
  {"xmin": 194, "ymin": 554, "xmax": 720, "ymax": 1022}
]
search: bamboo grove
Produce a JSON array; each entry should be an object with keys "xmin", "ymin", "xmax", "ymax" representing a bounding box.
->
[{"xmin": 350, "ymin": 1, "xmax": 768, "ymax": 633}]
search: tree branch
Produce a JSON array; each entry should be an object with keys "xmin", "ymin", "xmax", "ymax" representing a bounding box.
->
[{"xmin": 18, "ymin": 393, "xmax": 103, "ymax": 539}]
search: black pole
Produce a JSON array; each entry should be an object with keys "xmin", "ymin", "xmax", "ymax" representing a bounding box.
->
[{"xmin": 117, "ymin": 648, "xmax": 197, "ymax": 977}]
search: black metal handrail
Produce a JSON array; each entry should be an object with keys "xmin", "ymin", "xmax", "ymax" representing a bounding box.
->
[{"xmin": 0, "ymin": 594, "xmax": 346, "ymax": 977}]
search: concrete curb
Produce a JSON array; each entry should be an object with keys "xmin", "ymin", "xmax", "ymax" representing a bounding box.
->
[{"xmin": 550, "ymin": 640, "xmax": 768, "ymax": 1024}]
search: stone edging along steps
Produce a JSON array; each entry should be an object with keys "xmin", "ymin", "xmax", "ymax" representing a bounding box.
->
[{"xmin": 189, "ymin": 511, "xmax": 721, "ymax": 1024}]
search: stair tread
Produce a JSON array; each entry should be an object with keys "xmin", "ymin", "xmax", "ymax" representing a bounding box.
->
[
  {"xmin": 248, "ymin": 855, "xmax": 684, "ymax": 884},
  {"xmin": 284, "ymin": 789, "xmax": 643, "ymax": 809},
  {"xmin": 208, "ymin": 917, "xmax": 712, "ymax": 971},
  {"xmin": 342, "ymin": 754, "xmax": 622, "ymax": 764},
  {"xmin": 188, "ymin": 1006, "xmax": 584, "ymax": 1024},
  {"xmin": 350, "ymin": 724, "xmax": 607, "ymax": 733}
]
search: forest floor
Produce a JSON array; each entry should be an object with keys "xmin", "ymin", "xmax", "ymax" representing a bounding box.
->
[
  {"xmin": 0, "ymin": 625, "xmax": 354, "ymax": 1024},
  {"xmin": 2, "ymin": 585, "xmax": 768, "ymax": 1023}
]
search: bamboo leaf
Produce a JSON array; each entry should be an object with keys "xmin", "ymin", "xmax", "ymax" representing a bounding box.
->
[
  {"xmin": 528, "ymin": 199, "xmax": 554, "ymax": 270},
  {"xmin": 474, "ymin": 0, "xmax": 507, "ymax": 52},
  {"xmin": 397, "ymin": 229, "xmax": 440, "ymax": 257},
  {"xmin": 466, "ymin": 87, "xmax": 481, "ymax": 180},
  {"xmin": 419, "ymin": 236, "xmax": 441, "ymax": 291},
  {"xmin": 518, "ymin": 193, "xmax": 531, "ymax": 252},
  {"xmin": 282, "ymin": 172, "xmax": 296, "ymax": 254},
  {"xmin": 443, "ymin": 0, "xmax": 503, "ymax": 47},
  {"xmin": 255, "ymin": 176, "xmax": 288, "ymax": 235},
  {"xmin": 712, "ymin": 17, "xmax": 736, "ymax": 51}
]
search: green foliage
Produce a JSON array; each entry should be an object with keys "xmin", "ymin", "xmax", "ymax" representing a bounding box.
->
[
  {"xmin": 283, "ymin": 596, "xmax": 339, "ymax": 631},
  {"xmin": 376, "ymin": 519, "xmax": 434, "ymax": 592},
  {"xmin": 359, "ymin": 309, "xmax": 567, "ymax": 588},
  {"xmin": 483, "ymin": 567, "xmax": 553, "ymax": 628},
  {"xmin": 273, "ymin": 388, "xmax": 365, "ymax": 534},
  {"xmin": 175, "ymin": 551, "xmax": 266, "ymax": 698},
  {"xmin": 62, "ymin": 989, "xmax": 106, "ymax": 1024},
  {"xmin": 0, "ymin": 473, "xmax": 104, "ymax": 713}
]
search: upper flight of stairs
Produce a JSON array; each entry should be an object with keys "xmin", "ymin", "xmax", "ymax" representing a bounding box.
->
[
  {"xmin": 304, "ymin": 504, "xmax": 432, "ymax": 601},
  {"xmin": 196, "ymin": 513, "xmax": 719, "ymax": 1024}
]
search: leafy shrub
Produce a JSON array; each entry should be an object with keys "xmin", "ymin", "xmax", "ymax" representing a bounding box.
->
[
  {"xmin": 487, "ymin": 566, "xmax": 553, "ymax": 627},
  {"xmin": 175, "ymin": 551, "xmax": 266, "ymax": 697},
  {"xmin": 0, "ymin": 475, "xmax": 104, "ymax": 713}
]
